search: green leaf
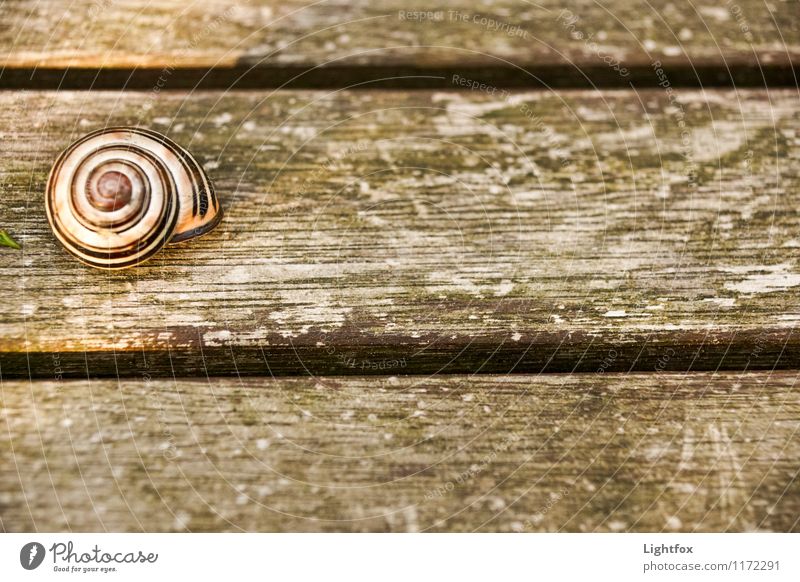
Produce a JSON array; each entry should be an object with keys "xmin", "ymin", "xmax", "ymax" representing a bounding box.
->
[{"xmin": 0, "ymin": 229, "xmax": 21, "ymax": 250}]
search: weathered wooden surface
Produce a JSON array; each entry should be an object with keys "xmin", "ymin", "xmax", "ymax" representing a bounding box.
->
[
  {"xmin": 0, "ymin": 0, "xmax": 798, "ymax": 538},
  {"xmin": 2, "ymin": 88, "xmax": 800, "ymax": 376},
  {"xmin": 0, "ymin": 0, "xmax": 797, "ymax": 88},
  {"xmin": 1, "ymin": 372, "xmax": 797, "ymax": 532}
]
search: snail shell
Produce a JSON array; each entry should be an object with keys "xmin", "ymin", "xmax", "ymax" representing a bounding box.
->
[{"xmin": 46, "ymin": 127, "xmax": 222, "ymax": 269}]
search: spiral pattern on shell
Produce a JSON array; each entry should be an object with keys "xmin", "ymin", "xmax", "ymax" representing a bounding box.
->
[{"xmin": 46, "ymin": 127, "xmax": 222, "ymax": 269}]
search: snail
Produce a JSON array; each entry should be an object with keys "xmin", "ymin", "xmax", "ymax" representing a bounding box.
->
[{"xmin": 45, "ymin": 127, "xmax": 222, "ymax": 269}]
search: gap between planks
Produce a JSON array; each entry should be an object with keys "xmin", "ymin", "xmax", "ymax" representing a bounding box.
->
[{"xmin": 1, "ymin": 62, "xmax": 797, "ymax": 91}]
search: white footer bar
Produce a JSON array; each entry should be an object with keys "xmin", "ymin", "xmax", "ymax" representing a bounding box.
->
[{"xmin": 1, "ymin": 533, "xmax": 796, "ymax": 581}]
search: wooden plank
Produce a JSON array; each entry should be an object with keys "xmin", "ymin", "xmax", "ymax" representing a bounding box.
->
[
  {"xmin": 2, "ymin": 88, "xmax": 800, "ymax": 377},
  {"xmin": 0, "ymin": 0, "xmax": 797, "ymax": 88},
  {"xmin": 1, "ymin": 372, "xmax": 798, "ymax": 532}
]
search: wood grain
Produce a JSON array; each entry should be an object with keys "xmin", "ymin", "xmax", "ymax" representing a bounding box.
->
[
  {"xmin": 2, "ymin": 88, "xmax": 800, "ymax": 377},
  {"xmin": 1, "ymin": 372, "xmax": 798, "ymax": 532},
  {"xmin": 0, "ymin": 0, "xmax": 797, "ymax": 88}
]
